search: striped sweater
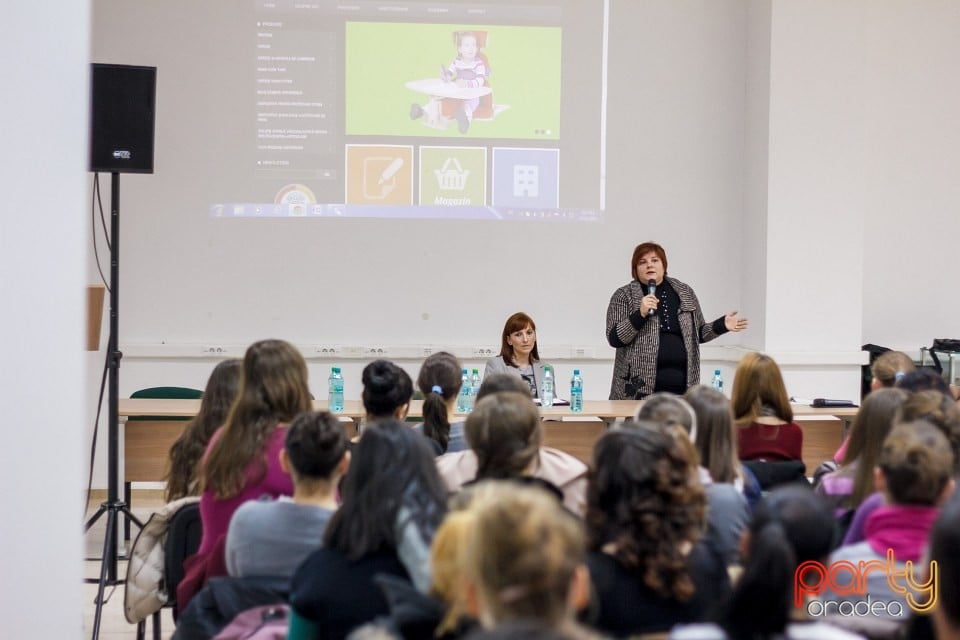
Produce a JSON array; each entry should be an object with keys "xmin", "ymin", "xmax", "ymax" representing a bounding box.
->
[{"xmin": 606, "ymin": 277, "xmax": 726, "ymax": 399}]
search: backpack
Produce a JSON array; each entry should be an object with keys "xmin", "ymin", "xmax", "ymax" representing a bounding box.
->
[
  {"xmin": 212, "ymin": 604, "xmax": 289, "ymax": 640},
  {"xmin": 123, "ymin": 496, "xmax": 200, "ymax": 623}
]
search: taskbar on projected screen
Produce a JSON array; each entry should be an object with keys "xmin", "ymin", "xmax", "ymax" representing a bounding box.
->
[{"xmin": 209, "ymin": 204, "xmax": 602, "ymax": 222}]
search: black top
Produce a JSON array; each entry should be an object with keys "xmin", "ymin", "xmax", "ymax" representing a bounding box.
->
[
  {"xmin": 582, "ymin": 541, "xmax": 729, "ymax": 637},
  {"xmin": 289, "ymin": 548, "xmax": 410, "ymax": 639},
  {"xmin": 651, "ymin": 280, "xmax": 687, "ymax": 394}
]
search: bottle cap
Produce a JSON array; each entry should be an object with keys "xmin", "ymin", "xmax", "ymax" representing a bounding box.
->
[
  {"xmin": 714, "ymin": 369, "xmax": 721, "ymax": 375},
  {"xmin": 333, "ymin": 367, "xmax": 341, "ymax": 373},
  {"xmin": 574, "ymin": 369, "xmax": 580, "ymax": 375}
]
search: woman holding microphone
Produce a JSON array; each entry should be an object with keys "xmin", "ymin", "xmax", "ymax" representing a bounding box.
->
[{"xmin": 606, "ymin": 242, "xmax": 748, "ymax": 399}]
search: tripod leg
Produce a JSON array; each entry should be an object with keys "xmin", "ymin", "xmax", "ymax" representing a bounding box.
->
[
  {"xmin": 125, "ymin": 481, "xmax": 132, "ymax": 542},
  {"xmin": 84, "ymin": 503, "xmax": 108, "ymax": 532},
  {"xmin": 90, "ymin": 506, "xmax": 117, "ymax": 640}
]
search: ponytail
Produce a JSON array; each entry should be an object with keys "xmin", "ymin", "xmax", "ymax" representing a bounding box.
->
[
  {"xmin": 422, "ymin": 389, "xmax": 451, "ymax": 453},
  {"xmin": 416, "ymin": 352, "xmax": 463, "ymax": 455}
]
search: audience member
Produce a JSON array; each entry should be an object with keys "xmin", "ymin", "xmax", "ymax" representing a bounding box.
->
[
  {"xmin": 670, "ymin": 486, "xmax": 862, "ymax": 640},
  {"xmin": 459, "ymin": 481, "xmax": 593, "ymax": 639},
  {"xmin": 871, "ymin": 350, "xmax": 916, "ymax": 389},
  {"xmin": 177, "ymin": 339, "xmax": 312, "ymax": 610},
  {"xmin": 362, "ymin": 359, "xmax": 414, "ymax": 423},
  {"xmin": 164, "ymin": 358, "xmax": 241, "ymax": 502},
  {"xmin": 843, "ymin": 390, "xmax": 960, "ymax": 545},
  {"xmin": 288, "ymin": 422, "xmax": 447, "ymax": 638},
  {"xmin": 224, "ymin": 410, "xmax": 348, "ymax": 578},
  {"xmin": 825, "ymin": 421, "xmax": 954, "ymax": 622},
  {"xmin": 475, "ymin": 372, "xmax": 530, "ymax": 401},
  {"xmin": 582, "ymin": 427, "xmax": 728, "ymax": 636},
  {"xmin": 814, "ymin": 388, "xmax": 908, "ymax": 520},
  {"xmin": 896, "ymin": 368, "xmax": 952, "ymax": 396},
  {"xmin": 483, "ymin": 312, "xmax": 555, "ymax": 400},
  {"xmin": 348, "ymin": 508, "xmax": 479, "ymax": 640},
  {"xmin": 633, "ymin": 393, "xmax": 750, "ymax": 565},
  {"xmin": 731, "ymin": 352, "xmax": 803, "ymax": 462},
  {"xmin": 417, "ymin": 351, "xmax": 467, "ymax": 455},
  {"xmin": 685, "ymin": 385, "xmax": 762, "ymax": 508},
  {"xmin": 436, "ymin": 392, "xmax": 588, "ymax": 515}
]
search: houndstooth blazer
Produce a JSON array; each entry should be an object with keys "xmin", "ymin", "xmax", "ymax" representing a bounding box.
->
[{"xmin": 606, "ymin": 277, "xmax": 726, "ymax": 399}]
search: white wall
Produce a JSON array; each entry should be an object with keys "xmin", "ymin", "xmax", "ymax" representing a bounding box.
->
[
  {"xmin": 859, "ymin": 2, "xmax": 960, "ymax": 354},
  {"xmin": 0, "ymin": 4, "xmax": 88, "ymax": 636}
]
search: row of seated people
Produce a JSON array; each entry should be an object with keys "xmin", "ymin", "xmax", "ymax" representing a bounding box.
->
[{"xmin": 149, "ymin": 339, "xmax": 960, "ymax": 639}]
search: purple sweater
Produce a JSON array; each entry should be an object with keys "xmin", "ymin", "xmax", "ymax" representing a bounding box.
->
[{"xmin": 197, "ymin": 425, "xmax": 294, "ymax": 555}]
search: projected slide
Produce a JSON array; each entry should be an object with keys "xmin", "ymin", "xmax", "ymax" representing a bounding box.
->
[{"xmin": 213, "ymin": 0, "xmax": 606, "ymax": 222}]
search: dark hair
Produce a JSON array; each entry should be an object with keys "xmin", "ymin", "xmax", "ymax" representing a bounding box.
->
[
  {"xmin": 630, "ymin": 242, "xmax": 668, "ymax": 280},
  {"xmin": 896, "ymin": 368, "xmax": 952, "ymax": 396},
  {"xmin": 497, "ymin": 312, "xmax": 541, "ymax": 365},
  {"xmin": 164, "ymin": 359, "xmax": 242, "ymax": 502},
  {"xmin": 324, "ymin": 421, "xmax": 447, "ymax": 559},
  {"xmin": 476, "ymin": 373, "xmax": 530, "ymax": 402},
  {"xmin": 586, "ymin": 427, "xmax": 705, "ymax": 602},
  {"xmin": 880, "ymin": 421, "xmax": 953, "ymax": 505},
  {"xmin": 720, "ymin": 486, "xmax": 835, "ymax": 639},
  {"xmin": 285, "ymin": 411, "xmax": 347, "ymax": 480},
  {"xmin": 930, "ymin": 499, "xmax": 960, "ymax": 628},
  {"xmin": 466, "ymin": 392, "xmax": 541, "ymax": 480},
  {"xmin": 361, "ymin": 359, "xmax": 413, "ymax": 419},
  {"xmin": 635, "ymin": 393, "xmax": 696, "ymax": 437},
  {"xmin": 202, "ymin": 340, "xmax": 313, "ymax": 499},
  {"xmin": 841, "ymin": 387, "xmax": 909, "ymax": 507},
  {"xmin": 685, "ymin": 385, "xmax": 742, "ymax": 485},
  {"xmin": 416, "ymin": 352, "xmax": 463, "ymax": 453}
]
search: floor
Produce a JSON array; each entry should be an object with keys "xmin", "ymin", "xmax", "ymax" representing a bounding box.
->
[{"xmin": 83, "ymin": 490, "xmax": 174, "ymax": 640}]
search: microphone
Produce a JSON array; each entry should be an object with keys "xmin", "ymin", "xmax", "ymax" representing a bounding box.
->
[{"xmin": 647, "ymin": 279, "xmax": 656, "ymax": 316}]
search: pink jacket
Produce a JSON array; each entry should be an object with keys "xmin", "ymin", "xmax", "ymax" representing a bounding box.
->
[{"xmin": 435, "ymin": 446, "xmax": 588, "ymax": 516}]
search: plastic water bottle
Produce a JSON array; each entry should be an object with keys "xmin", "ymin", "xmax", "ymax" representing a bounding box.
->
[
  {"xmin": 712, "ymin": 369, "xmax": 723, "ymax": 393},
  {"xmin": 457, "ymin": 369, "xmax": 471, "ymax": 413},
  {"xmin": 541, "ymin": 366, "xmax": 554, "ymax": 408},
  {"xmin": 328, "ymin": 366, "xmax": 344, "ymax": 413},
  {"xmin": 470, "ymin": 368, "xmax": 481, "ymax": 405},
  {"xmin": 570, "ymin": 369, "xmax": 583, "ymax": 413}
]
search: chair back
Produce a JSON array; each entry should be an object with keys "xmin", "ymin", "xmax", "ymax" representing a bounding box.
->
[
  {"xmin": 130, "ymin": 386, "xmax": 203, "ymax": 421},
  {"xmin": 165, "ymin": 502, "xmax": 203, "ymax": 602}
]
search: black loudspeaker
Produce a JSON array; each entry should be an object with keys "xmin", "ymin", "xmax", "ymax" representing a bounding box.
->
[{"xmin": 90, "ymin": 63, "xmax": 156, "ymax": 173}]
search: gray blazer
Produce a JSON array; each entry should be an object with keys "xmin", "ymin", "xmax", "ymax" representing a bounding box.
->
[{"xmin": 482, "ymin": 355, "xmax": 554, "ymax": 399}]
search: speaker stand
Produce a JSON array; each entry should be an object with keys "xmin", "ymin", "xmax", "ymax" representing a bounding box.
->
[{"xmin": 84, "ymin": 172, "xmax": 143, "ymax": 640}]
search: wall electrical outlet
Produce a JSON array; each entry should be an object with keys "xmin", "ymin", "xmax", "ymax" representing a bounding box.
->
[
  {"xmin": 366, "ymin": 346, "xmax": 388, "ymax": 356},
  {"xmin": 203, "ymin": 345, "xmax": 227, "ymax": 354},
  {"xmin": 314, "ymin": 345, "xmax": 342, "ymax": 355},
  {"xmin": 472, "ymin": 346, "xmax": 495, "ymax": 358}
]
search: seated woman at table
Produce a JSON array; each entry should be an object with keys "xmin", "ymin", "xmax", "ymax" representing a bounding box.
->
[
  {"xmin": 177, "ymin": 339, "xmax": 313, "ymax": 610},
  {"xmin": 484, "ymin": 312, "xmax": 554, "ymax": 401},
  {"xmin": 416, "ymin": 351, "xmax": 468, "ymax": 455},
  {"xmin": 164, "ymin": 358, "xmax": 241, "ymax": 502},
  {"xmin": 731, "ymin": 352, "xmax": 803, "ymax": 462}
]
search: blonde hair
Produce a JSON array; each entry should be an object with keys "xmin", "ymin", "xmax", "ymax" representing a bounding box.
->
[
  {"xmin": 731, "ymin": 352, "xmax": 793, "ymax": 425},
  {"xmin": 431, "ymin": 510, "xmax": 474, "ymax": 635},
  {"xmin": 461, "ymin": 481, "xmax": 584, "ymax": 626},
  {"xmin": 871, "ymin": 351, "xmax": 916, "ymax": 388}
]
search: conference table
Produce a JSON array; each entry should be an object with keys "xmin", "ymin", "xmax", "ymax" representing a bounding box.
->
[{"xmin": 119, "ymin": 398, "xmax": 856, "ymax": 485}]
